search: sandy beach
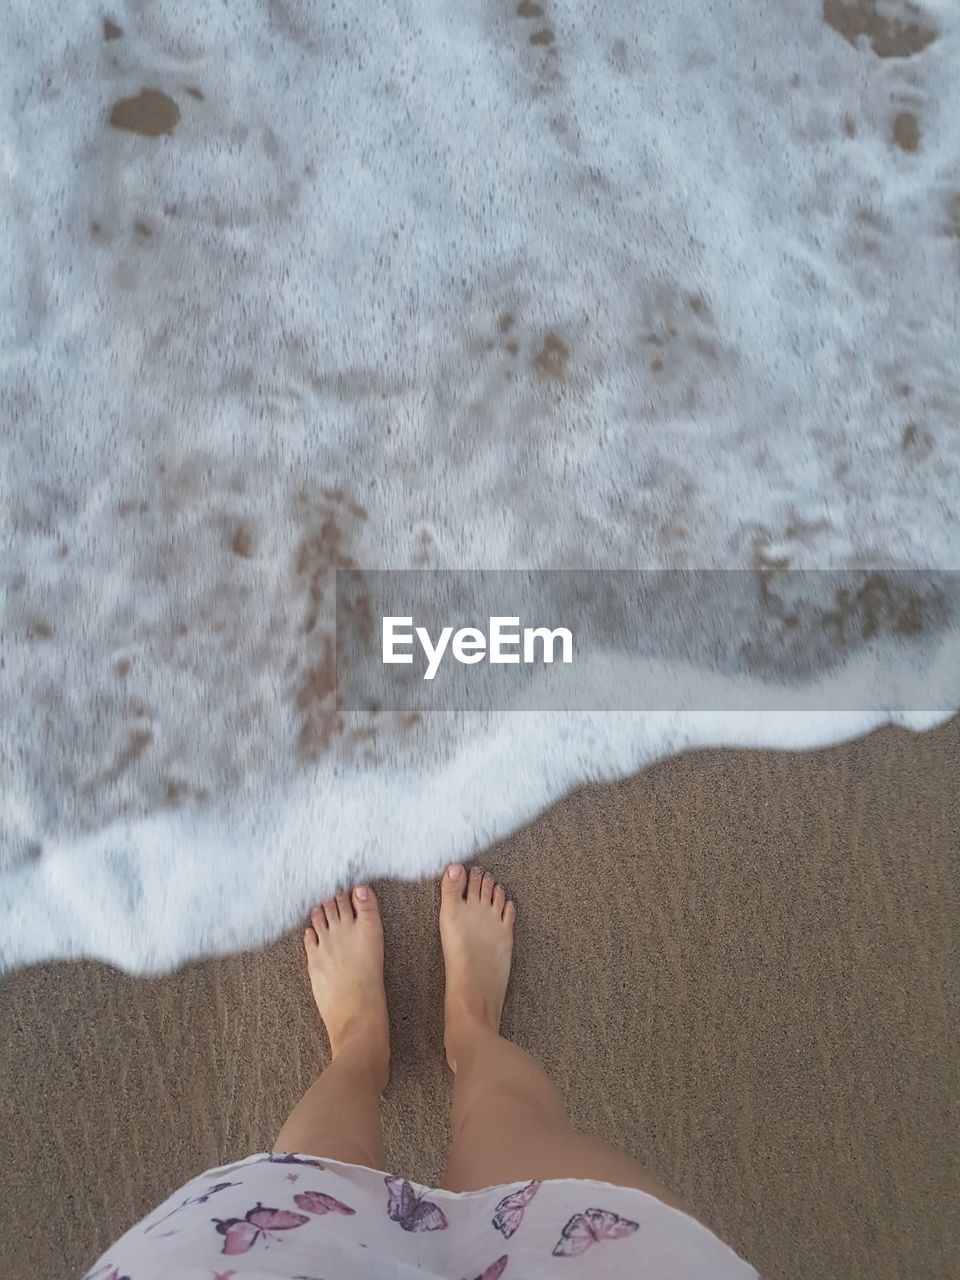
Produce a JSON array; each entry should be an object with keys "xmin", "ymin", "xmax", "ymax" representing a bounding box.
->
[
  {"xmin": 2, "ymin": 719, "xmax": 957, "ymax": 1280},
  {"xmin": 3, "ymin": 5, "xmax": 959, "ymax": 1279}
]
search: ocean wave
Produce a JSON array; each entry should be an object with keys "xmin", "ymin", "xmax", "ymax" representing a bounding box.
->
[{"xmin": 2, "ymin": 0, "xmax": 958, "ymax": 971}]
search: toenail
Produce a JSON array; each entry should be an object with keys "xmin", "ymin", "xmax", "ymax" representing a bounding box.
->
[
  {"xmin": 355, "ymin": 886, "xmax": 369, "ymax": 901},
  {"xmin": 448, "ymin": 865, "xmax": 463, "ymax": 880}
]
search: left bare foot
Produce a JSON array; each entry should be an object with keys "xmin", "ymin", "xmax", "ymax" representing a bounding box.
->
[{"xmin": 305, "ymin": 885, "xmax": 390, "ymax": 1090}]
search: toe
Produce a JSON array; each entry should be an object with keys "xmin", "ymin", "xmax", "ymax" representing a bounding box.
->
[
  {"xmin": 441, "ymin": 864, "xmax": 466, "ymax": 903},
  {"xmin": 468, "ymin": 866, "xmax": 483, "ymax": 902},
  {"xmin": 352, "ymin": 884, "xmax": 380, "ymax": 920},
  {"xmin": 481, "ymin": 873, "xmax": 496, "ymax": 905},
  {"xmin": 335, "ymin": 890, "xmax": 353, "ymax": 922},
  {"xmin": 493, "ymin": 883, "xmax": 506, "ymax": 915},
  {"xmin": 323, "ymin": 897, "xmax": 340, "ymax": 924},
  {"xmin": 303, "ymin": 925, "xmax": 318, "ymax": 956},
  {"xmin": 503, "ymin": 900, "xmax": 517, "ymax": 927},
  {"xmin": 311, "ymin": 905, "xmax": 328, "ymax": 933}
]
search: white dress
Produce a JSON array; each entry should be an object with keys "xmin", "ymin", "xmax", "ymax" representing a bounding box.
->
[{"xmin": 82, "ymin": 1150, "xmax": 760, "ymax": 1279}]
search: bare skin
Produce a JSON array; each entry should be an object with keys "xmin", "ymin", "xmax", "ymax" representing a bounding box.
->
[
  {"xmin": 439, "ymin": 863, "xmax": 516, "ymax": 1073},
  {"xmin": 273, "ymin": 886, "xmax": 389, "ymax": 1169},
  {"xmin": 274, "ymin": 865, "xmax": 689, "ymax": 1217},
  {"xmin": 437, "ymin": 864, "xmax": 687, "ymax": 1206}
]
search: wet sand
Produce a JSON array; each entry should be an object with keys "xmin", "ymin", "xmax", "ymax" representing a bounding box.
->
[{"xmin": 1, "ymin": 718, "xmax": 958, "ymax": 1280}]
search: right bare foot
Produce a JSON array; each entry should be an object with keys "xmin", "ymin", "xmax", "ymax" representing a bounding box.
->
[
  {"xmin": 305, "ymin": 885, "xmax": 390, "ymax": 1091},
  {"xmin": 439, "ymin": 863, "xmax": 517, "ymax": 1071}
]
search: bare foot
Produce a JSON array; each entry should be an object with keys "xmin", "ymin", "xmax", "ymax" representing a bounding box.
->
[
  {"xmin": 305, "ymin": 885, "xmax": 390, "ymax": 1089},
  {"xmin": 439, "ymin": 863, "xmax": 517, "ymax": 1071}
]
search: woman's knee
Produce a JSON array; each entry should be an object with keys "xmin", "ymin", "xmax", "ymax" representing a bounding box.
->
[{"xmin": 452, "ymin": 1079, "xmax": 569, "ymax": 1141}]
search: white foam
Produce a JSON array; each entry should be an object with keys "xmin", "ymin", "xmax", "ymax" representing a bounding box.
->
[{"xmin": 1, "ymin": 0, "xmax": 958, "ymax": 972}]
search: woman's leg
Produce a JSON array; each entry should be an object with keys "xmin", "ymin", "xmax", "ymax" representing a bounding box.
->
[
  {"xmin": 437, "ymin": 864, "xmax": 688, "ymax": 1212},
  {"xmin": 273, "ymin": 886, "xmax": 389, "ymax": 1169}
]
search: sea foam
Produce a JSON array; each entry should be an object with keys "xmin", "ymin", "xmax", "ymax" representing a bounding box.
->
[{"xmin": 1, "ymin": 0, "xmax": 958, "ymax": 972}]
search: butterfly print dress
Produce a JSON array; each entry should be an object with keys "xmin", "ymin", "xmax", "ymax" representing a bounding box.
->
[{"xmin": 82, "ymin": 1150, "xmax": 758, "ymax": 1279}]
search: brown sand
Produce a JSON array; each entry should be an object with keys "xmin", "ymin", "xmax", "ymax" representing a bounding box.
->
[
  {"xmin": 2, "ymin": 720, "xmax": 958, "ymax": 1280},
  {"xmin": 108, "ymin": 89, "xmax": 180, "ymax": 137}
]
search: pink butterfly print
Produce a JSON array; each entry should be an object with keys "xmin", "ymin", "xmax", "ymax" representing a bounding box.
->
[
  {"xmin": 463, "ymin": 1255, "xmax": 509, "ymax": 1280},
  {"xmin": 294, "ymin": 1189, "xmax": 356, "ymax": 1216},
  {"xmin": 492, "ymin": 1180, "xmax": 541, "ymax": 1238},
  {"xmin": 384, "ymin": 1176, "xmax": 449, "ymax": 1232},
  {"xmin": 551, "ymin": 1207, "xmax": 639, "ymax": 1257},
  {"xmin": 209, "ymin": 1272, "xmax": 236, "ymax": 1280},
  {"xmin": 213, "ymin": 1202, "xmax": 309, "ymax": 1255},
  {"xmin": 268, "ymin": 1153, "xmax": 326, "ymax": 1170},
  {"xmin": 144, "ymin": 1181, "xmax": 241, "ymax": 1234}
]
